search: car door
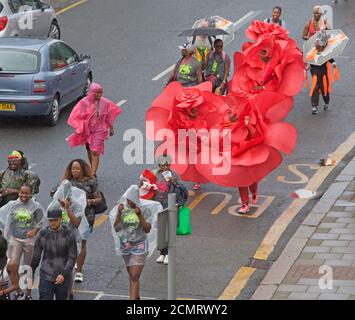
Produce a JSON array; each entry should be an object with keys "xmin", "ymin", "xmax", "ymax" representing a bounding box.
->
[
  {"xmin": 7, "ymin": 0, "xmax": 27, "ymax": 36},
  {"xmin": 21, "ymin": 0, "xmax": 50, "ymax": 37},
  {"xmin": 48, "ymin": 43, "xmax": 73, "ymax": 107},
  {"xmin": 55, "ymin": 42, "xmax": 85, "ymax": 101}
]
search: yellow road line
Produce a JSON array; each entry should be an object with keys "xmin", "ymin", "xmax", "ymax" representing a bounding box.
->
[
  {"xmin": 56, "ymin": 0, "xmax": 87, "ymax": 15},
  {"xmin": 187, "ymin": 192, "xmax": 232, "ymax": 215},
  {"xmin": 218, "ymin": 267, "xmax": 256, "ymax": 300},
  {"xmin": 218, "ymin": 131, "xmax": 355, "ymax": 299},
  {"xmin": 94, "ymin": 214, "xmax": 108, "ymax": 228}
]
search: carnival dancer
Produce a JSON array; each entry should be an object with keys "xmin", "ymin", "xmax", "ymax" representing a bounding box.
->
[
  {"xmin": 166, "ymin": 43, "xmax": 203, "ymax": 88},
  {"xmin": 67, "ymin": 83, "xmax": 122, "ymax": 176},
  {"xmin": 308, "ymin": 30, "xmax": 340, "ymax": 114},
  {"xmin": 264, "ymin": 6, "xmax": 286, "ymax": 28},
  {"xmin": 0, "ymin": 151, "xmax": 40, "ymax": 208},
  {"xmin": 0, "ymin": 184, "xmax": 44, "ymax": 299},
  {"xmin": 109, "ymin": 185, "xmax": 162, "ymax": 300},
  {"xmin": 302, "ymin": 5, "xmax": 330, "ymax": 41}
]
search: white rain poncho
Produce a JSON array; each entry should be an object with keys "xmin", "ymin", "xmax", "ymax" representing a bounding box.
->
[
  {"xmin": 109, "ymin": 185, "xmax": 162, "ymax": 258},
  {"xmin": 47, "ymin": 180, "xmax": 89, "ymax": 241},
  {"xmin": 0, "ymin": 198, "xmax": 44, "ymax": 240}
]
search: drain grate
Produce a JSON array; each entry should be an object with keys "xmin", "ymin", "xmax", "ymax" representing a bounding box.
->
[{"xmin": 246, "ymin": 258, "xmax": 273, "ymax": 270}]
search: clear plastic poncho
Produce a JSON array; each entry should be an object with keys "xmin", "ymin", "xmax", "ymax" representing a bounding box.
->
[
  {"xmin": 0, "ymin": 198, "xmax": 44, "ymax": 240},
  {"xmin": 109, "ymin": 185, "xmax": 163, "ymax": 258},
  {"xmin": 46, "ymin": 180, "xmax": 89, "ymax": 241}
]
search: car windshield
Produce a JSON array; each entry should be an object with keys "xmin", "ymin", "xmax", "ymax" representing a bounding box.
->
[{"xmin": 0, "ymin": 49, "xmax": 39, "ymax": 73}]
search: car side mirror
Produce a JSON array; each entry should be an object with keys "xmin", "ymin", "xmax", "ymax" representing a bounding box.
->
[
  {"xmin": 79, "ymin": 54, "xmax": 91, "ymax": 62},
  {"xmin": 41, "ymin": 2, "xmax": 51, "ymax": 11}
]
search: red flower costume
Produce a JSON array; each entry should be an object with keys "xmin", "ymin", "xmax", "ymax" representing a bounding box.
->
[{"xmin": 146, "ymin": 21, "xmax": 304, "ymax": 189}]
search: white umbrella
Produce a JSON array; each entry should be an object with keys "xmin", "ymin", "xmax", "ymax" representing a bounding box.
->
[{"xmin": 303, "ymin": 29, "xmax": 349, "ymax": 66}]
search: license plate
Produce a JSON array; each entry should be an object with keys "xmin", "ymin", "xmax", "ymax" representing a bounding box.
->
[{"xmin": 0, "ymin": 103, "xmax": 16, "ymax": 111}]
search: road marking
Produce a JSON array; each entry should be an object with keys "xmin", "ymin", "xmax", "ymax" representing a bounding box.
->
[
  {"xmin": 228, "ymin": 195, "xmax": 275, "ymax": 219},
  {"xmin": 152, "ymin": 65, "xmax": 175, "ymax": 81},
  {"xmin": 117, "ymin": 99, "xmax": 127, "ymax": 106},
  {"xmin": 277, "ymin": 164, "xmax": 320, "ymax": 184},
  {"xmin": 233, "ymin": 10, "xmax": 262, "ymax": 30},
  {"xmin": 152, "ymin": 10, "xmax": 262, "ymax": 81},
  {"xmin": 218, "ymin": 267, "xmax": 256, "ymax": 300},
  {"xmin": 56, "ymin": 0, "xmax": 87, "ymax": 15},
  {"xmin": 219, "ymin": 131, "xmax": 355, "ymax": 299},
  {"xmin": 94, "ymin": 214, "xmax": 108, "ymax": 228},
  {"xmin": 187, "ymin": 192, "xmax": 232, "ymax": 215}
]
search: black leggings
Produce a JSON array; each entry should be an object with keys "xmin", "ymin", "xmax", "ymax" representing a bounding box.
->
[{"xmin": 311, "ymin": 68, "xmax": 330, "ymax": 107}]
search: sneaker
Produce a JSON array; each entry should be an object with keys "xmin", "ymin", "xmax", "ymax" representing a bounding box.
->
[
  {"xmin": 163, "ymin": 255, "xmax": 169, "ymax": 265},
  {"xmin": 324, "ymin": 104, "xmax": 329, "ymax": 112},
  {"xmin": 238, "ymin": 204, "xmax": 250, "ymax": 214},
  {"xmin": 25, "ymin": 295, "xmax": 32, "ymax": 300},
  {"xmin": 14, "ymin": 292, "xmax": 24, "ymax": 300},
  {"xmin": 193, "ymin": 183, "xmax": 201, "ymax": 191},
  {"xmin": 156, "ymin": 255, "xmax": 165, "ymax": 263},
  {"xmin": 312, "ymin": 106, "xmax": 318, "ymax": 115},
  {"xmin": 251, "ymin": 194, "xmax": 258, "ymax": 205},
  {"xmin": 74, "ymin": 272, "xmax": 84, "ymax": 283}
]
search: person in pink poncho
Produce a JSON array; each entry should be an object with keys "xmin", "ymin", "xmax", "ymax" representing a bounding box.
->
[{"xmin": 67, "ymin": 83, "xmax": 122, "ymax": 175}]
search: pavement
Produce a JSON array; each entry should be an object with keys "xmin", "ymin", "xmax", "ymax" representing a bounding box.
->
[{"xmin": 252, "ymin": 153, "xmax": 355, "ymax": 300}]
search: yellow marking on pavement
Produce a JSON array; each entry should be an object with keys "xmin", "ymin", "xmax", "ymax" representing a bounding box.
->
[
  {"xmin": 219, "ymin": 131, "xmax": 355, "ymax": 299},
  {"xmin": 277, "ymin": 164, "xmax": 320, "ymax": 184},
  {"xmin": 56, "ymin": 0, "xmax": 87, "ymax": 15},
  {"xmin": 218, "ymin": 267, "xmax": 256, "ymax": 300},
  {"xmin": 188, "ymin": 190, "xmax": 196, "ymax": 197},
  {"xmin": 94, "ymin": 214, "xmax": 108, "ymax": 228},
  {"xmin": 187, "ymin": 192, "xmax": 232, "ymax": 215},
  {"xmin": 228, "ymin": 195, "xmax": 275, "ymax": 219}
]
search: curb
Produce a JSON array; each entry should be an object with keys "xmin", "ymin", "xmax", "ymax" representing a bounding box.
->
[{"xmin": 251, "ymin": 156, "xmax": 355, "ymax": 300}]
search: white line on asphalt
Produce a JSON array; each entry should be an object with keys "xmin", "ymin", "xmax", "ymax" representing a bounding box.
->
[
  {"xmin": 117, "ymin": 99, "xmax": 127, "ymax": 106},
  {"xmin": 152, "ymin": 65, "xmax": 175, "ymax": 81},
  {"xmin": 233, "ymin": 10, "xmax": 262, "ymax": 30},
  {"xmin": 152, "ymin": 10, "xmax": 262, "ymax": 81}
]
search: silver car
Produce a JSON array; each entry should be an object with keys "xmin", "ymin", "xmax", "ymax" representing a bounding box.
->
[{"xmin": 0, "ymin": 0, "xmax": 60, "ymax": 39}]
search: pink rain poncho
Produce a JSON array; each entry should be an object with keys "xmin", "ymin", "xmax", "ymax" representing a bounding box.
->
[{"xmin": 67, "ymin": 83, "xmax": 122, "ymax": 155}]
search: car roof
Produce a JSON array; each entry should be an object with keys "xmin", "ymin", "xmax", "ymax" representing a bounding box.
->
[{"xmin": 0, "ymin": 38, "xmax": 60, "ymax": 51}]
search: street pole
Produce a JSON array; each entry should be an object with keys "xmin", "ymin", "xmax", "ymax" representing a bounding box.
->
[{"xmin": 168, "ymin": 193, "xmax": 177, "ymax": 300}]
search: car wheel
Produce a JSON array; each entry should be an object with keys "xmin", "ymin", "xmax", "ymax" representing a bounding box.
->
[
  {"xmin": 45, "ymin": 96, "xmax": 60, "ymax": 126},
  {"xmin": 48, "ymin": 20, "xmax": 61, "ymax": 39},
  {"xmin": 83, "ymin": 75, "xmax": 92, "ymax": 97}
]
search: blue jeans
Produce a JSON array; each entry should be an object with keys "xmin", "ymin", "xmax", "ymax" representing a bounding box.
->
[{"xmin": 39, "ymin": 277, "xmax": 70, "ymax": 300}]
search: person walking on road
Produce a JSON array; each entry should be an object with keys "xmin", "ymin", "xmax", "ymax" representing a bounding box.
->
[
  {"xmin": 166, "ymin": 43, "xmax": 203, "ymax": 88},
  {"xmin": 112, "ymin": 186, "xmax": 154, "ymax": 300},
  {"xmin": 264, "ymin": 6, "xmax": 286, "ymax": 28},
  {"xmin": 0, "ymin": 235, "xmax": 19, "ymax": 300},
  {"xmin": 61, "ymin": 159, "xmax": 102, "ymax": 283},
  {"xmin": 0, "ymin": 151, "xmax": 40, "ymax": 208},
  {"xmin": 31, "ymin": 209, "xmax": 78, "ymax": 300},
  {"xmin": 67, "ymin": 83, "xmax": 122, "ymax": 176},
  {"xmin": 307, "ymin": 31, "xmax": 340, "ymax": 114},
  {"xmin": 150, "ymin": 154, "xmax": 187, "ymax": 264},
  {"xmin": 0, "ymin": 184, "xmax": 44, "ymax": 300},
  {"xmin": 205, "ymin": 39, "xmax": 231, "ymax": 95},
  {"xmin": 302, "ymin": 5, "xmax": 330, "ymax": 41}
]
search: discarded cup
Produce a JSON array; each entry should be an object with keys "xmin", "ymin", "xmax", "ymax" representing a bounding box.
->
[
  {"xmin": 320, "ymin": 159, "xmax": 337, "ymax": 166},
  {"xmin": 291, "ymin": 189, "xmax": 319, "ymax": 199}
]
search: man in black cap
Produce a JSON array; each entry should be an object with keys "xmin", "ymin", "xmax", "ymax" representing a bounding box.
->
[{"xmin": 30, "ymin": 209, "xmax": 77, "ymax": 300}]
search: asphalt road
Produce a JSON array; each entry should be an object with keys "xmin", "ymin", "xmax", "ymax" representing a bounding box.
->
[{"xmin": 0, "ymin": 0, "xmax": 354, "ymax": 300}]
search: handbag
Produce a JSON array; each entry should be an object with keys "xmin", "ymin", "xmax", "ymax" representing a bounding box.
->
[
  {"xmin": 176, "ymin": 205, "xmax": 192, "ymax": 236},
  {"xmin": 94, "ymin": 191, "xmax": 108, "ymax": 215}
]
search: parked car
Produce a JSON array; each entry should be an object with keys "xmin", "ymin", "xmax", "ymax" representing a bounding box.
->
[
  {"xmin": 0, "ymin": 37, "xmax": 92, "ymax": 126},
  {"xmin": 0, "ymin": 0, "xmax": 60, "ymax": 39}
]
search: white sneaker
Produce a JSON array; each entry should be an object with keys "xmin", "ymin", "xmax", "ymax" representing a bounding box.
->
[
  {"xmin": 163, "ymin": 255, "xmax": 169, "ymax": 265},
  {"xmin": 156, "ymin": 255, "xmax": 165, "ymax": 263},
  {"xmin": 74, "ymin": 272, "xmax": 84, "ymax": 283}
]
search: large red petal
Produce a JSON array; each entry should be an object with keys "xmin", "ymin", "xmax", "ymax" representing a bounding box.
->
[{"xmin": 263, "ymin": 122, "xmax": 297, "ymax": 155}]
